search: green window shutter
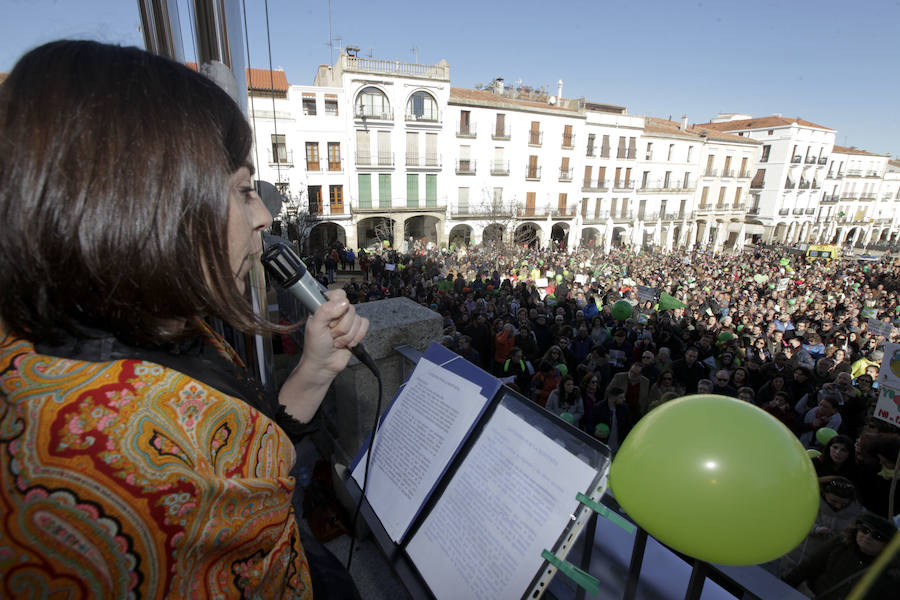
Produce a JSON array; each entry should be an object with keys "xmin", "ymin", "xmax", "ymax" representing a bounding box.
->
[
  {"xmin": 426, "ymin": 174, "xmax": 437, "ymax": 207},
  {"xmin": 379, "ymin": 174, "xmax": 392, "ymax": 208},
  {"xmin": 407, "ymin": 174, "xmax": 419, "ymax": 207},
  {"xmin": 358, "ymin": 174, "xmax": 371, "ymax": 208}
]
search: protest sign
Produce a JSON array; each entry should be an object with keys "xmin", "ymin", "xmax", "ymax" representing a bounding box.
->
[
  {"xmin": 868, "ymin": 319, "xmax": 893, "ymax": 339},
  {"xmin": 873, "ymin": 343, "xmax": 900, "ymax": 428},
  {"xmin": 535, "ymin": 278, "xmax": 549, "ymax": 288},
  {"xmin": 385, "ymin": 264, "xmax": 396, "ymax": 271},
  {"xmin": 637, "ymin": 286, "xmax": 657, "ymax": 304},
  {"xmin": 575, "ymin": 274, "xmax": 588, "ymax": 285}
]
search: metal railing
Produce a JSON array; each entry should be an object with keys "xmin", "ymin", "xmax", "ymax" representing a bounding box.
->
[
  {"xmin": 845, "ymin": 169, "xmax": 862, "ymax": 177},
  {"xmin": 613, "ymin": 180, "xmax": 635, "ymax": 191},
  {"xmin": 704, "ymin": 169, "xmax": 718, "ymax": 177},
  {"xmin": 405, "ymin": 112, "xmax": 439, "ymax": 123},
  {"xmin": 559, "ymin": 168, "xmax": 573, "ymax": 181},
  {"xmin": 406, "ymin": 154, "xmax": 441, "ymax": 168},
  {"xmin": 612, "ymin": 210, "xmax": 634, "ymax": 220},
  {"xmin": 791, "ymin": 155, "xmax": 802, "ymax": 163},
  {"xmin": 586, "ymin": 146, "xmax": 596, "ymax": 157},
  {"xmin": 779, "ymin": 208, "xmax": 790, "ymax": 215},
  {"xmin": 738, "ymin": 171, "xmax": 752, "ymax": 178},
  {"xmin": 792, "ymin": 208, "xmax": 805, "ymax": 215},
  {"xmin": 582, "ymin": 182, "xmax": 609, "ymax": 192},
  {"xmin": 561, "ymin": 134, "xmax": 575, "ymax": 148},
  {"xmin": 748, "ymin": 207, "xmax": 761, "ymax": 215},
  {"xmin": 268, "ymin": 148, "xmax": 294, "ymax": 166},
  {"xmin": 327, "ymin": 159, "xmax": 343, "ymax": 172},
  {"xmin": 525, "ymin": 165, "xmax": 542, "ymax": 180},
  {"xmin": 600, "ymin": 146, "xmax": 611, "ymax": 158},
  {"xmin": 859, "ymin": 194, "xmax": 876, "ymax": 201},
  {"xmin": 551, "ymin": 208, "xmax": 576, "ymax": 218},
  {"xmin": 821, "ymin": 195, "xmax": 839, "ymax": 203},
  {"xmin": 354, "ymin": 107, "xmax": 394, "ymax": 120},
  {"xmin": 818, "ymin": 157, "xmax": 828, "ymax": 165},
  {"xmin": 721, "ymin": 169, "xmax": 735, "ymax": 178},
  {"xmin": 490, "ymin": 161, "xmax": 510, "ymax": 176},
  {"xmin": 799, "ymin": 181, "xmax": 810, "ymax": 189},
  {"xmin": 528, "ymin": 131, "xmax": 543, "ymax": 146},
  {"xmin": 805, "ymin": 208, "xmax": 816, "ymax": 215},
  {"xmin": 492, "ymin": 127, "xmax": 511, "ymax": 140},
  {"xmin": 866, "ymin": 171, "xmax": 880, "ymax": 178},
  {"xmin": 455, "ymin": 159, "xmax": 476, "ymax": 175},
  {"xmin": 805, "ymin": 156, "xmax": 817, "ymax": 164},
  {"xmin": 456, "ymin": 125, "xmax": 476, "ymax": 138}
]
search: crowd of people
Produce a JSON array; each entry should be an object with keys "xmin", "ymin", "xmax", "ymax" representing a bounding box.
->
[{"xmin": 321, "ymin": 237, "xmax": 900, "ymax": 593}]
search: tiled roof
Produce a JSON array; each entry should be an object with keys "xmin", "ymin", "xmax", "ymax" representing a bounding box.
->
[
  {"xmin": 449, "ymin": 87, "xmax": 580, "ymax": 113},
  {"xmin": 185, "ymin": 62, "xmax": 289, "ymax": 91},
  {"xmin": 697, "ymin": 115, "xmax": 833, "ymax": 132},
  {"xmin": 0, "ymin": 72, "xmax": 7, "ymax": 85},
  {"xmin": 831, "ymin": 145, "xmax": 888, "ymax": 157},
  {"xmin": 643, "ymin": 116, "xmax": 760, "ymax": 144},
  {"xmin": 889, "ymin": 159, "xmax": 900, "ymax": 168}
]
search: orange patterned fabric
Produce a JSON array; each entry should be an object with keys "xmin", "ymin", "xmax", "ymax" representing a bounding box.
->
[{"xmin": 0, "ymin": 331, "xmax": 313, "ymax": 599}]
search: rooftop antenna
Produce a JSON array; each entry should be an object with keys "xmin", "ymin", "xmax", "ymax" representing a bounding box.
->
[
  {"xmin": 367, "ymin": 47, "xmax": 374, "ymax": 57},
  {"xmin": 327, "ymin": 0, "xmax": 333, "ymax": 63},
  {"xmin": 411, "ymin": 45, "xmax": 419, "ymax": 63}
]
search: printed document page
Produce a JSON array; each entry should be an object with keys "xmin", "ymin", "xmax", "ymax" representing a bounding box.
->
[
  {"xmin": 351, "ymin": 357, "xmax": 487, "ymax": 542},
  {"xmin": 406, "ymin": 404, "xmax": 598, "ymax": 600}
]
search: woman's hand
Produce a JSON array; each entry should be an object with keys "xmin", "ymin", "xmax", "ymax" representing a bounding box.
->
[{"xmin": 279, "ymin": 289, "xmax": 369, "ymax": 423}]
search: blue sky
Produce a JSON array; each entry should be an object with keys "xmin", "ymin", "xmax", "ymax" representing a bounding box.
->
[{"xmin": 3, "ymin": 0, "xmax": 898, "ymax": 157}]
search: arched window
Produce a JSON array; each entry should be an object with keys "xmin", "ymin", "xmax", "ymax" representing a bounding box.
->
[
  {"xmin": 355, "ymin": 87, "xmax": 390, "ymax": 119},
  {"xmin": 406, "ymin": 91, "xmax": 437, "ymax": 121}
]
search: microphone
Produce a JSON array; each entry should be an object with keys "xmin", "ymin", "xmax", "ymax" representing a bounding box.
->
[{"xmin": 261, "ymin": 241, "xmax": 379, "ymax": 376}]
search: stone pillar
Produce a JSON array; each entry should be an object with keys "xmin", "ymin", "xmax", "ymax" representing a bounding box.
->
[{"xmin": 326, "ymin": 297, "xmax": 442, "ymax": 464}]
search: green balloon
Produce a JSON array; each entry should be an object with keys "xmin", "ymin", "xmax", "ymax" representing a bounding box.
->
[
  {"xmin": 560, "ymin": 412, "xmax": 576, "ymax": 425},
  {"xmin": 609, "ymin": 395, "xmax": 818, "ymax": 565},
  {"xmin": 717, "ymin": 331, "xmax": 734, "ymax": 344},
  {"xmin": 612, "ymin": 300, "xmax": 633, "ymax": 321},
  {"xmin": 556, "ymin": 274, "xmax": 563, "ymax": 282},
  {"xmin": 594, "ymin": 423, "xmax": 610, "ymax": 437},
  {"xmin": 788, "ymin": 299, "xmax": 797, "ymax": 306},
  {"xmin": 815, "ymin": 427, "xmax": 838, "ymax": 446}
]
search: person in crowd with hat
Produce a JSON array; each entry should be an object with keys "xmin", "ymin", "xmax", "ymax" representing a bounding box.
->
[{"xmin": 783, "ymin": 512, "xmax": 898, "ymax": 599}]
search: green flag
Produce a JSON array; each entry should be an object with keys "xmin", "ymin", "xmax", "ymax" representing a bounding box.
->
[{"xmin": 658, "ymin": 292, "xmax": 687, "ymax": 311}]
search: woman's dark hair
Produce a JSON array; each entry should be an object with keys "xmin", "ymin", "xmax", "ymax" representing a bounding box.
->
[{"xmin": 0, "ymin": 40, "xmax": 279, "ymax": 346}]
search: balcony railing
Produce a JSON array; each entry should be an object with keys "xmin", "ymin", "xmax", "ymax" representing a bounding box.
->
[
  {"xmin": 306, "ymin": 160, "xmax": 320, "ymax": 172},
  {"xmin": 818, "ymin": 157, "xmax": 828, "ymax": 165},
  {"xmin": 268, "ymin": 148, "xmax": 294, "ymax": 166},
  {"xmin": 791, "ymin": 155, "xmax": 802, "ymax": 164},
  {"xmin": 354, "ymin": 107, "xmax": 393, "ymax": 121},
  {"xmin": 559, "ymin": 168, "xmax": 573, "ymax": 181},
  {"xmin": 562, "ymin": 134, "xmax": 575, "ymax": 148},
  {"xmin": 750, "ymin": 180, "xmax": 765, "ymax": 189},
  {"xmin": 525, "ymin": 165, "xmax": 542, "ymax": 180},
  {"xmin": 821, "ymin": 195, "xmax": 839, "ymax": 203},
  {"xmin": 456, "ymin": 124, "xmax": 476, "ymax": 138},
  {"xmin": 805, "ymin": 208, "xmax": 816, "ymax": 215},
  {"xmin": 551, "ymin": 208, "xmax": 576, "ymax": 218},
  {"xmin": 492, "ymin": 126, "xmax": 511, "ymax": 141},
  {"xmin": 859, "ymin": 194, "xmax": 876, "ymax": 201},
  {"xmin": 406, "ymin": 153, "xmax": 442, "ymax": 168},
  {"xmin": 343, "ymin": 54, "xmax": 450, "ymax": 80},
  {"xmin": 490, "ymin": 160, "xmax": 510, "ymax": 176},
  {"xmin": 704, "ymin": 169, "xmax": 718, "ymax": 177},
  {"xmin": 799, "ymin": 181, "xmax": 810, "ymax": 189},
  {"xmin": 612, "ymin": 210, "xmax": 634, "ymax": 221},
  {"xmin": 662, "ymin": 212, "xmax": 684, "ymax": 220},
  {"xmin": 455, "ymin": 159, "xmax": 476, "ymax": 175},
  {"xmin": 600, "ymin": 146, "xmax": 611, "ymax": 158},
  {"xmin": 738, "ymin": 170, "xmax": 752, "ymax": 179},
  {"xmin": 721, "ymin": 169, "xmax": 735, "ymax": 178},
  {"xmin": 805, "ymin": 156, "xmax": 817, "ymax": 164},
  {"xmin": 779, "ymin": 208, "xmax": 790, "ymax": 216},
  {"xmin": 586, "ymin": 146, "xmax": 595, "ymax": 157},
  {"xmin": 613, "ymin": 180, "xmax": 635, "ymax": 191},
  {"xmin": 627, "ymin": 147, "xmax": 636, "ymax": 159},
  {"xmin": 528, "ymin": 131, "xmax": 543, "ymax": 146},
  {"xmin": 866, "ymin": 171, "xmax": 880, "ymax": 178},
  {"xmin": 841, "ymin": 194, "xmax": 859, "ymax": 200},
  {"xmin": 405, "ymin": 112, "xmax": 439, "ymax": 123},
  {"xmin": 748, "ymin": 207, "xmax": 761, "ymax": 215},
  {"xmin": 845, "ymin": 169, "xmax": 862, "ymax": 177},
  {"xmin": 582, "ymin": 181, "xmax": 609, "ymax": 192},
  {"xmin": 327, "ymin": 159, "xmax": 343, "ymax": 172},
  {"xmin": 792, "ymin": 208, "xmax": 805, "ymax": 215},
  {"xmin": 784, "ymin": 182, "xmax": 796, "ymax": 190}
]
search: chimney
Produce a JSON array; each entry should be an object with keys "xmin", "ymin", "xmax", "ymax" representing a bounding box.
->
[
  {"xmin": 557, "ymin": 79, "xmax": 564, "ymax": 100},
  {"xmin": 680, "ymin": 115, "xmax": 688, "ymax": 131},
  {"xmin": 493, "ymin": 77, "xmax": 504, "ymax": 95}
]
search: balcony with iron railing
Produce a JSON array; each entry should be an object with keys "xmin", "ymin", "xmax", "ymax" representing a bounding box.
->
[
  {"xmin": 784, "ymin": 181, "xmax": 796, "ymax": 190},
  {"xmin": 455, "ymin": 159, "xmax": 476, "ymax": 175},
  {"xmin": 406, "ymin": 153, "xmax": 442, "ymax": 168},
  {"xmin": 600, "ymin": 146, "xmax": 611, "ymax": 158},
  {"xmin": 559, "ymin": 167, "xmax": 573, "ymax": 181},
  {"xmin": 269, "ymin": 148, "xmax": 294, "ymax": 167},
  {"xmin": 551, "ymin": 208, "xmax": 577, "ymax": 218},
  {"xmin": 747, "ymin": 206, "xmax": 761, "ymax": 215},
  {"xmin": 638, "ymin": 180, "xmax": 694, "ymax": 193},
  {"xmin": 582, "ymin": 180, "xmax": 609, "ymax": 193},
  {"xmin": 561, "ymin": 133, "xmax": 575, "ymax": 149},
  {"xmin": 799, "ymin": 180, "xmax": 810, "ymax": 190},
  {"xmin": 845, "ymin": 169, "xmax": 862, "ymax": 177},
  {"xmin": 492, "ymin": 126, "xmax": 511, "ymax": 141},
  {"xmin": 791, "ymin": 155, "xmax": 802, "ymax": 164},
  {"xmin": 613, "ymin": 179, "xmax": 635, "ymax": 191},
  {"xmin": 355, "ymin": 151, "xmax": 395, "ymax": 167},
  {"xmin": 525, "ymin": 165, "xmax": 542, "ymax": 181},
  {"xmin": 306, "ymin": 201, "xmax": 350, "ymax": 218},
  {"xmin": 841, "ymin": 193, "xmax": 859, "ymax": 200},
  {"xmin": 582, "ymin": 211, "xmax": 610, "ymax": 224},
  {"xmin": 586, "ymin": 145, "xmax": 596, "ymax": 157},
  {"xmin": 627, "ymin": 146, "xmax": 637, "ymax": 159},
  {"xmin": 859, "ymin": 194, "xmax": 876, "ymax": 201},
  {"xmin": 405, "ymin": 111, "xmax": 440, "ymax": 124},
  {"xmin": 750, "ymin": 179, "xmax": 765, "ymax": 189},
  {"xmin": 528, "ymin": 131, "xmax": 543, "ymax": 146},
  {"xmin": 327, "ymin": 159, "xmax": 344, "ymax": 172},
  {"xmin": 721, "ymin": 169, "xmax": 735, "ymax": 178},
  {"xmin": 639, "ymin": 211, "xmax": 660, "ymax": 221},
  {"xmin": 805, "ymin": 156, "xmax": 817, "ymax": 164},
  {"xmin": 779, "ymin": 208, "xmax": 790, "ymax": 216},
  {"xmin": 662, "ymin": 212, "xmax": 684, "ymax": 220},
  {"xmin": 738, "ymin": 170, "xmax": 752, "ymax": 179},
  {"xmin": 866, "ymin": 171, "xmax": 881, "ymax": 178},
  {"xmin": 805, "ymin": 208, "xmax": 816, "ymax": 215},
  {"xmin": 456, "ymin": 124, "xmax": 476, "ymax": 138},
  {"xmin": 703, "ymin": 168, "xmax": 718, "ymax": 177},
  {"xmin": 612, "ymin": 210, "xmax": 634, "ymax": 221},
  {"xmin": 821, "ymin": 195, "xmax": 839, "ymax": 203},
  {"xmin": 354, "ymin": 107, "xmax": 394, "ymax": 121},
  {"xmin": 490, "ymin": 160, "xmax": 510, "ymax": 176},
  {"xmin": 792, "ymin": 208, "xmax": 805, "ymax": 215},
  {"xmin": 818, "ymin": 156, "xmax": 828, "ymax": 165}
]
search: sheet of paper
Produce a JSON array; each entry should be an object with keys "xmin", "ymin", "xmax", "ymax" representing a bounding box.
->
[
  {"xmin": 407, "ymin": 404, "xmax": 598, "ymax": 600},
  {"xmin": 351, "ymin": 358, "xmax": 487, "ymax": 541}
]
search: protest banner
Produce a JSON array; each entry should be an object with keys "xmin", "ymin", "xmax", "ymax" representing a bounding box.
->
[
  {"xmin": 637, "ymin": 285, "xmax": 657, "ymax": 304},
  {"xmin": 873, "ymin": 343, "xmax": 900, "ymax": 428},
  {"xmin": 868, "ymin": 319, "xmax": 893, "ymax": 339}
]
